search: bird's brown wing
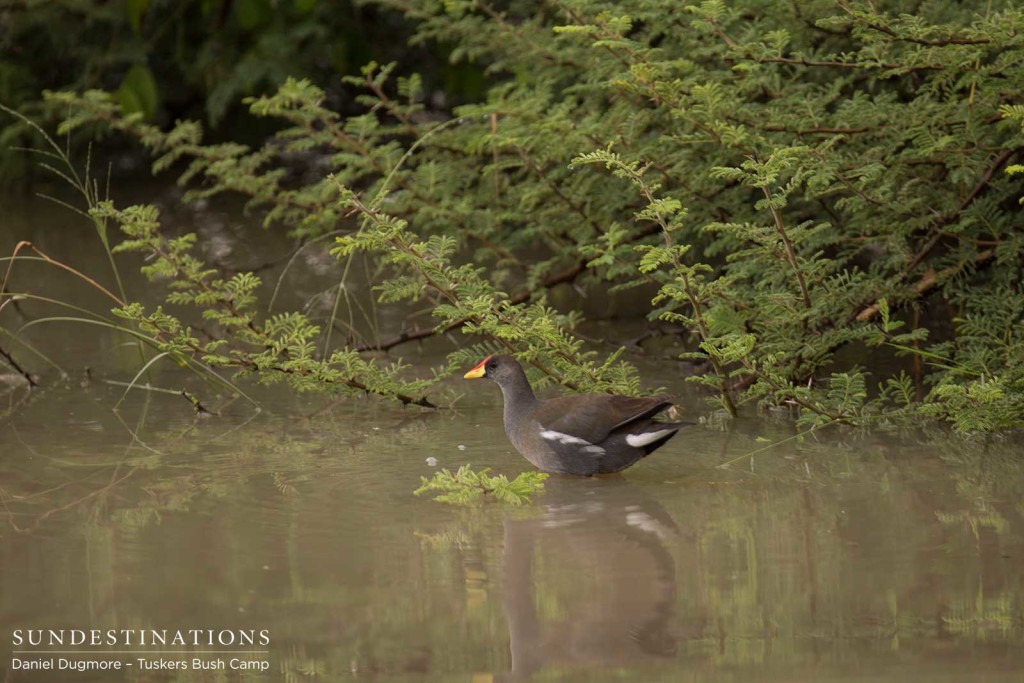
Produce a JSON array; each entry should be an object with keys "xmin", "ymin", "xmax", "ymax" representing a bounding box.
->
[{"xmin": 536, "ymin": 394, "xmax": 672, "ymax": 445}]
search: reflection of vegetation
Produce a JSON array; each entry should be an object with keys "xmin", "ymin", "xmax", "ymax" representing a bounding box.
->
[
  {"xmin": 414, "ymin": 465, "xmax": 548, "ymax": 505},
  {"xmin": 944, "ymin": 589, "xmax": 1014, "ymax": 639},
  {"xmin": 2, "ymin": 400, "xmax": 1024, "ymax": 679}
]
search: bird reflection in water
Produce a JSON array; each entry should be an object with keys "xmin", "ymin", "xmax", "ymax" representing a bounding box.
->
[{"xmin": 497, "ymin": 477, "xmax": 696, "ymax": 681}]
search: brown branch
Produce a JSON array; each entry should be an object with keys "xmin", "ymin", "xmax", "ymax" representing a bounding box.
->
[
  {"xmin": 364, "ymin": 72, "xmax": 415, "ymax": 129},
  {"xmin": 708, "ymin": 16, "xmax": 942, "ymax": 71},
  {"xmin": 132, "ymin": 292, "xmax": 438, "ymax": 409},
  {"xmin": 143, "ymin": 238, "xmax": 263, "ymax": 339},
  {"xmin": 856, "ymin": 249, "xmax": 995, "ymax": 322},
  {"xmin": 834, "ymin": 0, "xmax": 992, "ymax": 47},
  {"xmin": 850, "ymin": 147, "xmax": 1019, "ymax": 324},
  {"xmin": 514, "ymin": 145, "xmax": 607, "ymax": 238},
  {"xmin": 762, "ymin": 186, "xmax": 813, "ymax": 310},
  {"xmin": 757, "ymin": 55, "xmax": 943, "ymax": 71},
  {"xmin": 905, "ymin": 147, "xmax": 1019, "ymax": 274},
  {"xmin": 259, "ymin": 359, "xmax": 436, "ymax": 409},
  {"xmin": 680, "ymin": 271, "xmax": 739, "ymax": 416},
  {"xmin": 479, "ymin": 1, "xmax": 584, "ymax": 70},
  {"xmin": 353, "ymin": 260, "xmax": 589, "ymax": 352},
  {"xmin": 554, "ymin": 1, "xmax": 636, "ymax": 69},
  {"xmin": 740, "ymin": 362, "xmax": 847, "ymax": 423},
  {"xmin": 762, "ymin": 125, "xmax": 880, "ymax": 135},
  {"xmin": 849, "ymin": 15, "xmax": 991, "ymax": 46},
  {"xmin": 809, "ymin": 150, "xmax": 886, "ymax": 206}
]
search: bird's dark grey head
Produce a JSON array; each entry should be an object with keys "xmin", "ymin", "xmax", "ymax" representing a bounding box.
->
[
  {"xmin": 464, "ymin": 354, "xmax": 523, "ymax": 386},
  {"xmin": 465, "ymin": 354, "xmax": 536, "ymax": 407}
]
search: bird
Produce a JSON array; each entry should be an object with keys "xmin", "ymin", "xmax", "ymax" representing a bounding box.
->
[{"xmin": 464, "ymin": 354, "xmax": 688, "ymax": 476}]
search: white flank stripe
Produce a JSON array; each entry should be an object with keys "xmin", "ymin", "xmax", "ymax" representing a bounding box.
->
[
  {"xmin": 626, "ymin": 429, "xmax": 674, "ymax": 448},
  {"xmin": 540, "ymin": 429, "xmax": 592, "ymax": 447}
]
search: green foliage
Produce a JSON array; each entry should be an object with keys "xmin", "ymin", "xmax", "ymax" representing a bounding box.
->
[
  {"xmin": 414, "ymin": 465, "xmax": 549, "ymax": 505},
  {"xmin": 331, "ymin": 187, "xmax": 641, "ymax": 393},
  {"xmin": 914, "ymin": 282, "xmax": 1024, "ymax": 432},
  {"xmin": 97, "ymin": 201, "xmax": 437, "ymax": 407},
  {"xmin": 117, "ymin": 64, "xmax": 159, "ymax": 122},
  {"xmin": 13, "ymin": 0, "xmax": 1024, "ymax": 432}
]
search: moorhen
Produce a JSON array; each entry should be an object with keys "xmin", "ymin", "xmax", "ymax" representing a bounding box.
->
[{"xmin": 464, "ymin": 355, "xmax": 687, "ymax": 476}]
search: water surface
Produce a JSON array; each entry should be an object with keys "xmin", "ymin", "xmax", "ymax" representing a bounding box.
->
[
  {"xmin": 3, "ymin": 380, "xmax": 1023, "ymax": 682},
  {"xmin": 2, "ymin": 191, "xmax": 1023, "ymax": 682}
]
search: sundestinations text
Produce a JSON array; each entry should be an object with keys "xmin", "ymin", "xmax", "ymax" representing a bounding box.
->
[{"xmin": 12, "ymin": 629, "xmax": 270, "ymax": 647}]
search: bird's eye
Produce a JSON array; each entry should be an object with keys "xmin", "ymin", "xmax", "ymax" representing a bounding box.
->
[{"xmin": 487, "ymin": 361, "xmax": 497, "ymax": 370}]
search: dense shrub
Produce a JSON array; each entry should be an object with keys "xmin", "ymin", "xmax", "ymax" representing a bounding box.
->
[{"xmin": 14, "ymin": 0, "xmax": 1024, "ymax": 431}]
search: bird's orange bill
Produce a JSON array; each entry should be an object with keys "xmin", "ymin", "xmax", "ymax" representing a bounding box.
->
[{"xmin": 464, "ymin": 356, "xmax": 491, "ymax": 379}]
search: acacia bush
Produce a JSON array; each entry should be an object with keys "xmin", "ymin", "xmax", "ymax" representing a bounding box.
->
[{"xmin": 19, "ymin": 0, "xmax": 1024, "ymax": 431}]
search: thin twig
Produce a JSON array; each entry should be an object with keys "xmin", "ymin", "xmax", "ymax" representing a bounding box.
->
[
  {"xmin": 2, "ymin": 241, "xmax": 125, "ymax": 306},
  {"xmin": 762, "ymin": 186, "xmax": 813, "ymax": 310},
  {"xmin": 0, "ymin": 344, "xmax": 36, "ymax": 387}
]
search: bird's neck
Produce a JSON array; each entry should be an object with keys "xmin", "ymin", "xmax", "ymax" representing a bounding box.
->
[{"xmin": 499, "ymin": 368, "xmax": 537, "ymax": 418}]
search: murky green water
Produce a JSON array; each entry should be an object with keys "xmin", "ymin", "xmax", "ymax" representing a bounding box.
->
[
  {"xmin": 4, "ymin": 386, "xmax": 1024, "ymax": 682},
  {"xmin": 2, "ymin": 191, "xmax": 1024, "ymax": 681}
]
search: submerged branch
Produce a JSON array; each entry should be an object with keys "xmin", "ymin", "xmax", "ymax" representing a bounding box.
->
[{"xmin": 0, "ymin": 344, "xmax": 37, "ymax": 388}]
